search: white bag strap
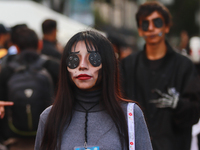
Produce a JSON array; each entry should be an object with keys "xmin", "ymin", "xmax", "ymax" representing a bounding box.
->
[{"xmin": 127, "ymin": 103, "xmax": 135, "ymax": 150}]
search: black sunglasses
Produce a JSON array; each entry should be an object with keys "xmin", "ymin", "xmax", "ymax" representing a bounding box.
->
[{"xmin": 141, "ymin": 18, "xmax": 163, "ymax": 31}]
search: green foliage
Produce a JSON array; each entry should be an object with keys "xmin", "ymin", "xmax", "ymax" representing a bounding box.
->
[
  {"xmin": 168, "ymin": 0, "xmax": 199, "ymax": 37},
  {"xmin": 32, "ymin": 0, "xmax": 42, "ymax": 2},
  {"xmin": 93, "ymin": 8, "xmax": 108, "ymax": 29}
]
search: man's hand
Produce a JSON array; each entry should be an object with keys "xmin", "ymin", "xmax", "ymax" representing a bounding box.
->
[
  {"xmin": 0, "ymin": 101, "xmax": 14, "ymax": 119},
  {"xmin": 150, "ymin": 88, "xmax": 179, "ymax": 109}
]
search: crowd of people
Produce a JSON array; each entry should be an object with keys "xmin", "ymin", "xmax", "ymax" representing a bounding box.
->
[
  {"xmin": 0, "ymin": 1, "xmax": 199, "ymax": 150},
  {"xmin": 0, "ymin": 19, "xmax": 61, "ymax": 150}
]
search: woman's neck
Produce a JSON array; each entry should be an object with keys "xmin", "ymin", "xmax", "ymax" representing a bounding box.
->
[{"xmin": 74, "ymin": 87, "xmax": 103, "ymax": 112}]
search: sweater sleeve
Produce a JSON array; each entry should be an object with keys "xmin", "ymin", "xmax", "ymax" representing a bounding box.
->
[{"xmin": 134, "ymin": 104, "xmax": 153, "ymax": 150}]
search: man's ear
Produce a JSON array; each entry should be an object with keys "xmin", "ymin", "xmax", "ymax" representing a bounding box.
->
[
  {"xmin": 164, "ymin": 25, "xmax": 170, "ymax": 34},
  {"xmin": 15, "ymin": 45, "xmax": 20, "ymax": 53},
  {"xmin": 0, "ymin": 34, "xmax": 3, "ymax": 41},
  {"xmin": 37, "ymin": 40, "xmax": 43, "ymax": 51},
  {"xmin": 138, "ymin": 28, "xmax": 143, "ymax": 37},
  {"xmin": 36, "ymin": 40, "xmax": 43, "ymax": 54}
]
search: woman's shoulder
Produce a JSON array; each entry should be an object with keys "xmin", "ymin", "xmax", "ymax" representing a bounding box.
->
[
  {"xmin": 120, "ymin": 101, "xmax": 144, "ymax": 118},
  {"xmin": 40, "ymin": 105, "xmax": 53, "ymax": 122}
]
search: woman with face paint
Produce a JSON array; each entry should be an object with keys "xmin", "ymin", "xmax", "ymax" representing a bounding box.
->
[{"xmin": 34, "ymin": 31, "xmax": 152, "ymax": 150}]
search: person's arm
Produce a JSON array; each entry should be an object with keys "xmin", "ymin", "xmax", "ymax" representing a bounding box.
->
[
  {"xmin": 134, "ymin": 104, "xmax": 153, "ymax": 150},
  {"xmin": 173, "ymin": 73, "xmax": 200, "ymax": 128},
  {"xmin": 149, "ymin": 57, "xmax": 200, "ymax": 128},
  {"xmin": 168, "ymin": 57, "xmax": 200, "ymax": 128},
  {"xmin": 0, "ymin": 101, "xmax": 14, "ymax": 119},
  {"xmin": 34, "ymin": 117, "xmax": 45, "ymax": 150}
]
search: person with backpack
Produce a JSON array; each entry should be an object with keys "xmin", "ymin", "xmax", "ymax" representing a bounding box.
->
[
  {"xmin": 34, "ymin": 30, "xmax": 152, "ymax": 150},
  {"xmin": 0, "ymin": 27, "xmax": 60, "ymax": 150},
  {"xmin": 0, "ymin": 23, "xmax": 11, "ymax": 72},
  {"xmin": 0, "ymin": 24, "xmax": 28, "ymax": 73}
]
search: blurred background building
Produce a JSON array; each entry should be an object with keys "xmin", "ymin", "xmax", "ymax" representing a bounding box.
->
[
  {"xmin": 0, "ymin": 0, "xmax": 199, "ymax": 59},
  {"xmin": 40, "ymin": 0, "xmax": 200, "ymax": 57}
]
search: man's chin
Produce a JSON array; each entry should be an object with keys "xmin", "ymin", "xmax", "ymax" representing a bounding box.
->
[{"xmin": 146, "ymin": 39, "xmax": 163, "ymax": 45}]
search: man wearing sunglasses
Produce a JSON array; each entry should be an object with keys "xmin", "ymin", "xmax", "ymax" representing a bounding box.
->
[{"xmin": 120, "ymin": 1, "xmax": 200, "ymax": 150}]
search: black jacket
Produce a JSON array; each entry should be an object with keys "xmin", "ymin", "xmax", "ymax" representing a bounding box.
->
[
  {"xmin": 41, "ymin": 39, "xmax": 61, "ymax": 60},
  {"xmin": 120, "ymin": 42, "xmax": 200, "ymax": 150}
]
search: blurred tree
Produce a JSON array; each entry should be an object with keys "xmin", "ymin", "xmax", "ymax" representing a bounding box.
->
[
  {"xmin": 32, "ymin": 0, "xmax": 42, "ymax": 2},
  {"xmin": 98, "ymin": 0, "xmax": 113, "ymax": 4},
  {"xmin": 168, "ymin": 0, "xmax": 199, "ymax": 37},
  {"xmin": 33, "ymin": 0, "xmax": 67, "ymax": 13},
  {"xmin": 49, "ymin": 0, "xmax": 66, "ymax": 13},
  {"xmin": 93, "ymin": 8, "xmax": 108, "ymax": 29},
  {"xmin": 105, "ymin": 0, "xmax": 112, "ymax": 4}
]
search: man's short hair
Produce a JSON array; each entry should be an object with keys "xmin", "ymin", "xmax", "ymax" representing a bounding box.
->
[
  {"xmin": 15, "ymin": 28, "xmax": 38, "ymax": 51},
  {"xmin": 11, "ymin": 24, "xmax": 28, "ymax": 44},
  {"xmin": 0, "ymin": 23, "xmax": 10, "ymax": 34},
  {"xmin": 136, "ymin": 1, "xmax": 172, "ymax": 28},
  {"xmin": 42, "ymin": 19, "xmax": 57, "ymax": 34}
]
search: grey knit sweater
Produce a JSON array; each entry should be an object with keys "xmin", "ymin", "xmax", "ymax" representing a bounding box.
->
[{"xmin": 34, "ymin": 89, "xmax": 152, "ymax": 150}]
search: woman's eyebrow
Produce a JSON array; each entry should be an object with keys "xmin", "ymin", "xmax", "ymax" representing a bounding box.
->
[{"xmin": 71, "ymin": 51, "xmax": 80, "ymax": 54}]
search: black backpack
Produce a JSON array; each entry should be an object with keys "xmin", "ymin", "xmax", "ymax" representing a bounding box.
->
[{"xmin": 6, "ymin": 55, "xmax": 54, "ymax": 136}]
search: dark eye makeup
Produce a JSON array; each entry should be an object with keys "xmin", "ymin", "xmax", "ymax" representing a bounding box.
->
[
  {"xmin": 141, "ymin": 18, "xmax": 163, "ymax": 31},
  {"xmin": 66, "ymin": 51, "xmax": 102, "ymax": 69}
]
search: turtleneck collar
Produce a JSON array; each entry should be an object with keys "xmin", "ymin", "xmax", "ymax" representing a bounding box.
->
[
  {"xmin": 74, "ymin": 87, "xmax": 101, "ymax": 103},
  {"xmin": 73, "ymin": 87, "xmax": 104, "ymax": 112}
]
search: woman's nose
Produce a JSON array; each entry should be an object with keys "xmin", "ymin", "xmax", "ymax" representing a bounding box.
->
[{"xmin": 79, "ymin": 57, "xmax": 89, "ymax": 70}]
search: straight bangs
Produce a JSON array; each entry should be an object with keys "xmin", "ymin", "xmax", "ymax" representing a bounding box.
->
[{"xmin": 82, "ymin": 33, "xmax": 99, "ymax": 53}]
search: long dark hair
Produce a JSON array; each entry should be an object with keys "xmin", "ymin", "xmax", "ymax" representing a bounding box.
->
[{"xmin": 40, "ymin": 30, "xmax": 130, "ymax": 150}]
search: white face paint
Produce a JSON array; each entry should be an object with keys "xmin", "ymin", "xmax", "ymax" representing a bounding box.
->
[{"xmin": 67, "ymin": 41, "xmax": 102, "ymax": 91}]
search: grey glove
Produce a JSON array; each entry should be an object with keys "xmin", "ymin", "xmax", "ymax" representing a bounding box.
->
[{"xmin": 150, "ymin": 88, "xmax": 179, "ymax": 109}]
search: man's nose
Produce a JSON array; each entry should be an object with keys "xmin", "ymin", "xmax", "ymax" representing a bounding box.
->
[{"xmin": 148, "ymin": 21, "xmax": 154, "ymax": 31}]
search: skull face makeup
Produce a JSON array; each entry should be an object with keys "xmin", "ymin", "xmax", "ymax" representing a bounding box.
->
[
  {"xmin": 66, "ymin": 51, "xmax": 101, "ymax": 69},
  {"xmin": 66, "ymin": 53, "xmax": 79, "ymax": 69},
  {"xmin": 141, "ymin": 18, "xmax": 163, "ymax": 31},
  {"xmin": 89, "ymin": 52, "xmax": 101, "ymax": 67},
  {"xmin": 67, "ymin": 41, "xmax": 102, "ymax": 91}
]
